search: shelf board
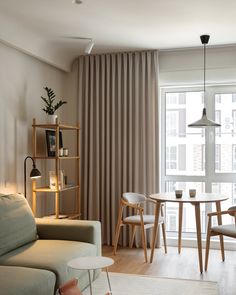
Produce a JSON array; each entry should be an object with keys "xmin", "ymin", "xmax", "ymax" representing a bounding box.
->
[
  {"xmin": 32, "ymin": 123, "xmax": 80, "ymax": 130},
  {"xmin": 33, "ymin": 185, "xmax": 79, "ymax": 192},
  {"xmin": 33, "ymin": 156, "xmax": 80, "ymax": 160}
]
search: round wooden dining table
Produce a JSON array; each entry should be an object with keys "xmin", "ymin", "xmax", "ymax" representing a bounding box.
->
[{"xmin": 149, "ymin": 192, "xmax": 228, "ymax": 273}]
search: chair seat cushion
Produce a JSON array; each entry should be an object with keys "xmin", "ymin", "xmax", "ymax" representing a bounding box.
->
[
  {"xmin": 0, "ymin": 239, "xmax": 97, "ymax": 290},
  {"xmin": 212, "ymin": 224, "xmax": 236, "ymax": 238},
  {"xmin": 123, "ymin": 214, "xmax": 164, "ymax": 224}
]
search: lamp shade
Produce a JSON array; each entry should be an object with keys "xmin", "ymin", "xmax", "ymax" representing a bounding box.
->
[
  {"xmin": 24, "ymin": 156, "xmax": 42, "ymax": 199},
  {"xmin": 188, "ymin": 35, "xmax": 221, "ymax": 128},
  {"xmin": 30, "ymin": 167, "xmax": 41, "ymax": 179},
  {"xmin": 188, "ymin": 108, "xmax": 221, "ymax": 128}
]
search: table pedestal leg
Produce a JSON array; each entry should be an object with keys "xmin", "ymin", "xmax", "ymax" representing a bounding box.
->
[
  {"xmin": 178, "ymin": 203, "xmax": 183, "ymax": 254},
  {"xmin": 194, "ymin": 203, "xmax": 203, "ymax": 273},
  {"xmin": 88, "ymin": 270, "xmax": 93, "ymax": 295},
  {"xmin": 106, "ymin": 267, "xmax": 112, "ymax": 294},
  {"xmin": 150, "ymin": 201, "xmax": 161, "ymax": 263}
]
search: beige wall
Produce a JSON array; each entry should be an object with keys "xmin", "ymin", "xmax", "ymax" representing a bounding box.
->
[{"xmin": 0, "ymin": 41, "xmax": 67, "ymax": 216}]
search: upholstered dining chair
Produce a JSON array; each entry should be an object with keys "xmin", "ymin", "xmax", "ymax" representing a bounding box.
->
[
  {"xmin": 113, "ymin": 192, "xmax": 167, "ymax": 262},
  {"xmin": 205, "ymin": 205, "xmax": 236, "ymax": 271}
]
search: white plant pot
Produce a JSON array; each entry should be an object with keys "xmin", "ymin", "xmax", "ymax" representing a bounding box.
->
[{"xmin": 47, "ymin": 114, "xmax": 58, "ymax": 124}]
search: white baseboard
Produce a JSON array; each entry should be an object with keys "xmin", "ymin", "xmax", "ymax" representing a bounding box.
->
[{"xmin": 165, "ymin": 237, "xmax": 236, "ymax": 251}]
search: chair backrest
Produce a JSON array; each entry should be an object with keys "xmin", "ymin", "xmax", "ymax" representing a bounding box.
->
[
  {"xmin": 228, "ymin": 206, "xmax": 236, "ymax": 216},
  {"xmin": 228, "ymin": 206, "xmax": 236, "ymax": 225},
  {"xmin": 122, "ymin": 192, "xmax": 146, "ymax": 204}
]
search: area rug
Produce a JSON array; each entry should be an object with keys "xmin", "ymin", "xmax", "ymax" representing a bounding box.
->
[{"xmin": 82, "ymin": 272, "xmax": 218, "ymax": 295}]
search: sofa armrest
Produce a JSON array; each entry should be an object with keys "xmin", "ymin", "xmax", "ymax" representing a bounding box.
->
[{"xmin": 35, "ymin": 218, "xmax": 101, "ymax": 256}]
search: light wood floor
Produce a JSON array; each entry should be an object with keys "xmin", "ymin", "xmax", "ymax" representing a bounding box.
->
[{"xmin": 103, "ymin": 246, "xmax": 236, "ymax": 295}]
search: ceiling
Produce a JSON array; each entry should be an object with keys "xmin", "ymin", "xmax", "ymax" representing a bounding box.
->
[{"xmin": 0, "ymin": 0, "xmax": 236, "ymax": 71}]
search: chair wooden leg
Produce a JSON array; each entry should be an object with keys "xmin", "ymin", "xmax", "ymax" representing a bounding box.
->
[
  {"xmin": 178, "ymin": 203, "xmax": 183, "ymax": 254},
  {"xmin": 113, "ymin": 205, "xmax": 124, "ymax": 255},
  {"xmin": 150, "ymin": 202, "xmax": 161, "ymax": 263},
  {"xmin": 161, "ymin": 223, "xmax": 167, "ymax": 254},
  {"xmin": 216, "ymin": 201, "xmax": 225, "ymax": 261},
  {"xmin": 129, "ymin": 225, "xmax": 136, "ymax": 248},
  {"xmin": 161, "ymin": 205, "xmax": 167, "ymax": 254},
  {"xmin": 205, "ymin": 217, "xmax": 211, "ymax": 271},
  {"xmin": 113, "ymin": 223, "xmax": 122, "ymax": 255},
  {"xmin": 140, "ymin": 211, "xmax": 148, "ymax": 263}
]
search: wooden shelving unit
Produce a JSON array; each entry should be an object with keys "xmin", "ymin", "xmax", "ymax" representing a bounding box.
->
[{"xmin": 32, "ymin": 118, "xmax": 80, "ymax": 219}]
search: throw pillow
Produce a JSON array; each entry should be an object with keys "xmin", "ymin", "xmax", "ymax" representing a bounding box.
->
[{"xmin": 0, "ymin": 193, "xmax": 37, "ymax": 256}]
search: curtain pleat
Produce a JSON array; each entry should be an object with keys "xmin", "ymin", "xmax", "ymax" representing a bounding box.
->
[{"xmin": 77, "ymin": 50, "xmax": 159, "ymax": 246}]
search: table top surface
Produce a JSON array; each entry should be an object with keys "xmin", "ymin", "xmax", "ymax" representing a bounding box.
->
[
  {"xmin": 67, "ymin": 256, "xmax": 114, "ymax": 270},
  {"xmin": 149, "ymin": 193, "xmax": 228, "ymax": 203}
]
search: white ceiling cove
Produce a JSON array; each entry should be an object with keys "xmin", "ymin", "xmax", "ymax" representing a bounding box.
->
[{"xmin": 0, "ymin": 0, "xmax": 236, "ymax": 71}]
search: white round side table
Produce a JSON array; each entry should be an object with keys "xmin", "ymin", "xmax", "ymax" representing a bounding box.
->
[{"xmin": 67, "ymin": 256, "xmax": 114, "ymax": 295}]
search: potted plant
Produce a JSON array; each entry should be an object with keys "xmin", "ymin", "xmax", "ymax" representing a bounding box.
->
[{"xmin": 41, "ymin": 86, "xmax": 67, "ymax": 123}]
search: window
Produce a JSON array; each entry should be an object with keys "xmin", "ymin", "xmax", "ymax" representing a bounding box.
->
[
  {"xmin": 215, "ymin": 94, "xmax": 221, "ymax": 104},
  {"xmin": 232, "ymin": 94, "xmax": 236, "ymax": 103},
  {"xmin": 215, "ymin": 93, "xmax": 236, "ymax": 173},
  {"xmin": 166, "ymin": 111, "xmax": 178, "ymax": 136},
  {"xmin": 215, "ymin": 144, "xmax": 221, "ymax": 171},
  {"xmin": 215, "ymin": 110, "xmax": 221, "ymax": 137},
  {"xmin": 165, "ymin": 91, "xmax": 204, "ymax": 176},
  {"xmin": 166, "ymin": 208, "xmax": 178, "ymax": 231},
  {"xmin": 162, "ymin": 86, "xmax": 236, "ymax": 238},
  {"xmin": 232, "ymin": 145, "xmax": 236, "ymax": 171},
  {"xmin": 166, "ymin": 146, "xmax": 177, "ymax": 170},
  {"xmin": 232, "ymin": 110, "xmax": 236, "ymax": 136}
]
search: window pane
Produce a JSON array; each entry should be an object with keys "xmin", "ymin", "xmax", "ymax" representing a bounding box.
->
[
  {"xmin": 215, "ymin": 93, "xmax": 236, "ymax": 172},
  {"xmin": 166, "ymin": 91, "xmax": 205, "ymax": 176},
  {"xmin": 165, "ymin": 182, "xmax": 206, "ymax": 233}
]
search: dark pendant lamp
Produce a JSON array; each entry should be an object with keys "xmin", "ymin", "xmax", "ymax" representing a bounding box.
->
[
  {"xmin": 24, "ymin": 156, "xmax": 41, "ymax": 199},
  {"xmin": 188, "ymin": 35, "xmax": 221, "ymax": 128}
]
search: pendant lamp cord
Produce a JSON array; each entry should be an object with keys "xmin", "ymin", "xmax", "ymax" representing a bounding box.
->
[{"xmin": 203, "ymin": 43, "xmax": 206, "ymax": 106}]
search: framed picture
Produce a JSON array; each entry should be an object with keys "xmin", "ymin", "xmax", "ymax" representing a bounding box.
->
[{"xmin": 45, "ymin": 130, "xmax": 63, "ymax": 157}]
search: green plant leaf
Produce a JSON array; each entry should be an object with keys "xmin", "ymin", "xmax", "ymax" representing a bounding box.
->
[{"xmin": 41, "ymin": 87, "xmax": 67, "ymax": 115}]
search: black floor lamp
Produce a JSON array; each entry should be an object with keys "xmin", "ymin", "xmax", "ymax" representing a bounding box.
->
[{"xmin": 24, "ymin": 156, "xmax": 41, "ymax": 199}]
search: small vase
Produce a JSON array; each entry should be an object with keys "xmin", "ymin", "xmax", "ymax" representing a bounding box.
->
[{"xmin": 47, "ymin": 114, "xmax": 58, "ymax": 124}]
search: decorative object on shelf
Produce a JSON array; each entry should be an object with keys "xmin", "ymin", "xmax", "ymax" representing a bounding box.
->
[
  {"xmin": 59, "ymin": 148, "xmax": 64, "ymax": 156},
  {"xmin": 63, "ymin": 148, "xmax": 69, "ymax": 157},
  {"xmin": 45, "ymin": 130, "xmax": 63, "ymax": 157},
  {"xmin": 41, "ymin": 86, "xmax": 67, "ymax": 123},
  {"xmin": 188, "ymin": 35, "xmax": 221, "ymax": 128},
  {"xmin": 24, "ymin": 156, "xmax": 41, "ymax": 199},
  {"xmin": 49, "ymin": 170, "xmax": 64, "ymax": 190}
]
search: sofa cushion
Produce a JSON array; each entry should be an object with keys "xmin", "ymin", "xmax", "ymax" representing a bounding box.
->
[
  {"xmin": 0, "ymin": 239, "xmax": 97, "ymax": 290},
  {"xmin": 0, "ymin": 265, "xmax": 56, "ymax": 295},
  {"xmin": 0, "ymin": 194, "xmax": 37, "ymax": 256}
]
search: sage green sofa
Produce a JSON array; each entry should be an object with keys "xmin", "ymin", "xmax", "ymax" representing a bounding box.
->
[{"xmin": 0, "ymin": 193, "xmax": 101, "ymax": 295}]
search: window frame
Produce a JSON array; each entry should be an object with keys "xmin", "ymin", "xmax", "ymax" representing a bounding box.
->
[{"xmin": 161, "ymin": 85, "xmax": 236, "ymax": 238}]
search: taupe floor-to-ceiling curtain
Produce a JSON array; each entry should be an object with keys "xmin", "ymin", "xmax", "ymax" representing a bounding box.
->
[{"xmin": 77, "ymin": 50, "xmax": 159, "ymax": 246}]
